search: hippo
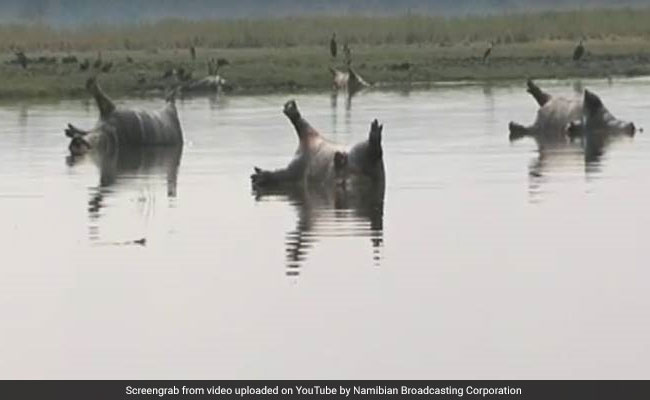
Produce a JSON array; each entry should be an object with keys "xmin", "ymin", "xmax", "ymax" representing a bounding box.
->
[
  {"xmin": 329, "ymin": 66, "xmax": 370, "ymax": 93},
  {"xmin": 66, "ymin": 77, "xmax": 183, "ymax": 156},
  {"xmin": 250, "ymin": 100, "xmax": 385, "ymax": 188},
  {"xmin": 180, "ymin": 74, "xmax": 229, "ymax": 94},
  {"xmin": 509, "ymin": 80, "xmax": 635, "ymax": 147}
]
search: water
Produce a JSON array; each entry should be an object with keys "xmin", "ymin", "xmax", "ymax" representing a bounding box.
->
[{"xmin": 1, "ymin": 79, "xmax": 650, "ymax": 379}]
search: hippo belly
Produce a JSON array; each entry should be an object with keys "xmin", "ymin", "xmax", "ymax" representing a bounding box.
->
[
  {"xmin": 109, "ymin": 108, "xmax": 183, "ymax": 146},
  {"xmin": 533, "ymin": 97, "xmax": 583, "ymax": 142}
]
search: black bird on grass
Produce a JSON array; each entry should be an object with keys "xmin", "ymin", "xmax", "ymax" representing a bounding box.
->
[
  {"xmin": 330, "ymin": 33, "xmax": 337, "ymax": 58},
  {"xmin": 343, "ymin": 43, "xmax": 351, "ymax": 66},
  {"xmin": 101, "ymin": 61, "xmax": 113, "ymax": 73},
  {"xmin": 483, "ymin": 41, "xmax": 494, "ymax": 63},
  {"xmin": 93, "ymin": 52, "xmax": 103, "ymax": 69},
  {"xmin": 79, "ymin": 58, "xmax": 90, "ymax": 71},
  {"xmin": 573, "ymin": 39, "xmax": 585, "ymax": 61},
  {"xmin": 126, "ymin": 56, "xmax": 134, "ymax": 63},
  {"xmin": 190, "ymin": 46, "xmax": 196, "ymax": 60},
  {"xmin": 14, "ymin": 51, "xmax": 28, "ymax": 69}
]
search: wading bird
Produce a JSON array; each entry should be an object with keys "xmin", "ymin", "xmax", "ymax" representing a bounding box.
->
[
  {"xmin": 93, "ymin": 52, "xmax": 103, "ymax": 69},
  {"xmin": 343, "ymin": 43, "xmax": 352, "ymax": 66},
  {"xmin": 14, "ymin": 51, "xmax": 28, "ymax": 69},
  {"xmin": 573, "ymin": 39, "xmax": 585, "ymax": 61},
  {"xmin": 101, "ymin": 62, "xmax": 113, "ymax": 73},
  {"xmin": 330, "ymin": 33, "xmax": 337, "ymax": 58},
  {"xmin": 483, "ymin": 41, "xmax": 494, "ymax": 63}
]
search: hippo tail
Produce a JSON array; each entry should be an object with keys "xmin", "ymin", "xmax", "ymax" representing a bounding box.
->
[{"xmin": 509, "ymin": 122, "xmax": 531, "ymax": 142}]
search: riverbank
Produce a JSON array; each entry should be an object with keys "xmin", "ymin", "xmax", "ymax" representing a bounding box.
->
[
  {"xmin": 2, "ymin": 9, "xmax": 650, "ymax": 99},
  {"xmin": 2, "ymin": 40, "xmax": 650, "ymax": 99}
]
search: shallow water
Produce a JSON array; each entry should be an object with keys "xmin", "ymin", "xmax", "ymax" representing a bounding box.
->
[{"xmin": 1, "ymin": 79, "xmax": 650, "ymax": 379}]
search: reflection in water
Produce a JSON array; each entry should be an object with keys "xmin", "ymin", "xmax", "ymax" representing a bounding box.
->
[
  {"xmin": 67, "ymin": 145, "xmax": 183, "ymax": 242},
  {"xmin": 254, "ymin": 182, "xmax": 384, "ymax": 276},
  {"xmin": 527, "ymin": 135, "xmax": 626, "ymax": 201},
  {"xmin": 330, "ymin": 90, "xmax": 354, "ymax": 133}
]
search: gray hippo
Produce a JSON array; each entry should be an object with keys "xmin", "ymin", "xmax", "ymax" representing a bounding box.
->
[
  {"xmin": 66, "ymin": 77, "xmax": 183, "ymax": 156},
  {"xmin": 329, "ymin": 66, "xmax": 370, "ymax": 93},
  {"xmin": 509, "ymin": 80, "xmax": 635, "ymax": 147},
  {"xmin": 251, "ymin": 100, "xmax": 385, "ymax": 188}
]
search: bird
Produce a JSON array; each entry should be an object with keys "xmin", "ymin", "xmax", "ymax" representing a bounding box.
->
[
  {"xmin": 14, "ymin": 51, "xmax": 28, "ymax": 69},
  {"xmin": 343, "ymin": 43, "xmax": 351, "ymax": 66},
  {"xmin": 101, "ymin": 62, "xmax": 113, "ymax": 73},
  {"xmin": 79, "ymin": 59, "xmax": 90, "ymax": 71},
  {"xmin": 216, "ymin": 58, "xmax": 229, "ymax": 68},
  {"xmin": 573, "ymin": 39, "xmax": 585, "ymax": 61},
  {"xmin": 483, "ymin": 41, "xmax": 494, "ymax": 63},
  {"xmin": 93, "ymin": 52, "xmax": 103, "ymax": 69},
  {"xmin": 330, "ymin": 33, "xmax": 337, "ymax": 58},
  {"xmin": 126, "ymin": 56, "xmax": 134, "ymax": 63},
  {"xmin": 190, "ymin": 46, "xmax": 196, "ymax": 61},
  {"xmin": 62, "ymin": 55, "xmax": 78, "ymax": 64},
  {"xmin": 162, "ymin": 68, "xmax": 175, "ymax": 79}
]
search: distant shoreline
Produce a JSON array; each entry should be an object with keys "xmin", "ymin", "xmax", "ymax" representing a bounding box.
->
[{"xmin": 2, "ymin": 9, "xmax": 650, "ymax": 99}]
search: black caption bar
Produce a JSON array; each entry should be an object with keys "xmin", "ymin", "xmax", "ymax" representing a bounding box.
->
[{"xmin": 0, "ymin": 380, "xmax": 647, "ymax": 400}]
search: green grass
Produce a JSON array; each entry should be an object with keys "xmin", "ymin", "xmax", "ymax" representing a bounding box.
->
[{"xmin": 3, "ymin": 9, "xmax": 650, "ymax": 98}]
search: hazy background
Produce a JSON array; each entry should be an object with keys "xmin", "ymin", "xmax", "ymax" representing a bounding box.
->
[{"xmin": 5, "ymin": 0, "xmax": 649, "ymax": 26}]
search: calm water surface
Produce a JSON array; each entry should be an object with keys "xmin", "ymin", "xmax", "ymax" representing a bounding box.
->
[{"xmin": 1, "ymin": 79, "xmax": 650, "ymax": 379}]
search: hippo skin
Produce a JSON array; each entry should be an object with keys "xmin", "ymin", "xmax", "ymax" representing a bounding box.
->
[{"xmin": 66, "ymin": 77, "xmax": 183, "ymax": 156}]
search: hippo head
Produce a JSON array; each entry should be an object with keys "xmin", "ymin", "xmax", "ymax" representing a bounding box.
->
[
  {"xmin": 65, "ymin": 124, "xmax": 92, "ymax": 156},
  {"xmin": 341, "ymin": 119, "xmax": 385, "ymax": 183},
  {"xmin": 583, "ymin": 90, "xmax": 635, "ymax": 138}
]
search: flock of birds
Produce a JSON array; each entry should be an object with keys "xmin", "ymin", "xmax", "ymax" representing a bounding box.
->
[
  {"xmin": 328, "ymin": 33, "xmax": 587, "ymax": 65},
  {"xmin": 6, "ymin": 35, "xmax": 588, "ymax": 93},
  {"xmin": 6, "ymin": 44, "xmax": 232, "ymax": 90}
]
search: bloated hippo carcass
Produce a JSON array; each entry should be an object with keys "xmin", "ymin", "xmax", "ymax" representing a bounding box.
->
[
  {"xmin": 250, "ymin": 100, "xmax": 385, "ymax": 189},
  {"xmin": 66, "ymin": 77, "xmax": 183, "ymax": 156},
  {"xmin": 329, "ymin": 66, "xmax": 370, "ymax": 94},
  {"xmin": 509, "ymin": 79, "xmax": 635, "ymax": 148}
]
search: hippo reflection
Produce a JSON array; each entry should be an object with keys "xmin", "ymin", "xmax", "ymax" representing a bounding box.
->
[
  {"xmin": 253, "ymin": 180, "xmax": 384, "ymax": 276},
  {"xmin": 67, "ymin": 145, "xmax": 183, "ymax": 242}
]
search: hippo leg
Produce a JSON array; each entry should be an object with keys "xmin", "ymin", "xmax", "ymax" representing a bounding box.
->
[
  {"xmin": 526, "ymin": 79, "xmax": 551, "ymax": 107},
  {"xmin": 64, "ymin": 123, "xmax": 90, "ymax": 138},
  {"xmin": 509, "ymin": 122, "xmax": 533, "ymax": 142},
  {"xmin": 86, "ymin": 77, "xmax": 116, "ymax": 119}
]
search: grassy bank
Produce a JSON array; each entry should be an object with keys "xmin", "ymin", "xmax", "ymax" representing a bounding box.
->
[{"xmin": 2, "ymin": 9, "xmax": 650, "ymax": 98}]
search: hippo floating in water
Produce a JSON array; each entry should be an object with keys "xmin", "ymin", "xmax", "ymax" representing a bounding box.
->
[
  {"xmin": 329, "ymin": 66, "xmax": 370, "ymax": 94},
  {"xmin": 509, "ymin": 79, "xmax": 635, "ymax": 147},
  {"xmin": 251, "ymin": 100, "xmax": 385, "ymax": 188},
  {"xmin": 66, "ymin": 77, "xmax": 183, "ymax": 156}
]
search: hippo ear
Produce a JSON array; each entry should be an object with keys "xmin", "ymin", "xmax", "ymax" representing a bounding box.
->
[
  {"xmin": 368, "ymin": 119, "xmax": 383, "ymax": 160},
  {"xmin": 369, "ymin": 119, "xmax": 383, "ymax": 147},
  {"xmin": 584, "ymin": 89, "xmax": 603, "ymax": 113}
]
